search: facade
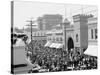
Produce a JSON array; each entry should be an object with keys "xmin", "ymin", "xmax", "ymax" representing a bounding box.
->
[
  {"xmin": 88, "ymin": 17, "xmax": 97, "ymax": 45},
  {"xmin": 46, "ymin": 29, "xmax": 63, "ymax": 43},
  {"xmin": 45, "ymin": 14, "xmax": 97, "ymax": 52},
  {"xmin": 32, "ymin": 30, "xmax": 47, "ymax": 40}
]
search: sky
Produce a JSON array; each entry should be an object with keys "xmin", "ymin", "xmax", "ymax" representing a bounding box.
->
[{"xmin": 13, "ymin": 1, "xmax": 97, "ymax": 29}]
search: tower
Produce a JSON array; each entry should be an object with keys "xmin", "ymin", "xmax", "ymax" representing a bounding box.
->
[{"xmin": 73, "ymin": 14, "xmax": 93, "ymax": 52}]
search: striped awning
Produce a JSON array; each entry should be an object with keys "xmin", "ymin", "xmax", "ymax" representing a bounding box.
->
[
  {"xmin": 56, "ymin": 43, "xmax": 63, "ymax": 48},
  {"xmin": 49, "ymin": 43, "xmax": 63, "ymax": 49},
  {"xmin": 84, "ymin": 45, "xmax": 98, "ymax": 57},
  {"xmin": 44, "ymin": 41, "xmax": 52, "ymax": 47},
  {"xmin": 49, "ymin": 43, "xmax": 55, "ymax": 48}
]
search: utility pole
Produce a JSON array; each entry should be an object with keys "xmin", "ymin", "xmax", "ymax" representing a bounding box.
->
[{"xmin": 26, "ymin": 19, "xmax": 35, "ymax": 56}]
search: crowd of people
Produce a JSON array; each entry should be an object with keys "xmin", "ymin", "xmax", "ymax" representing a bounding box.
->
[{"xmin": 25, "ymin": 40, "xmax": 97, "ymax": 73}]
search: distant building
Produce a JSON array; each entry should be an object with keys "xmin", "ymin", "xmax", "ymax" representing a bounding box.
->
[
  {"xmin": 32, "ymin": 30, "xmax": 47, "ymax": 40},
  {"xmin": 37, "ymin": 17, "xmax": 44, "ymax": 30},
  {"xmin": 37, "ymin": 14, "xmax": 63, "ymax": 30},
  {"xmin": 24, "ymin": 27, "xmax": 38, "ymax": 40}
]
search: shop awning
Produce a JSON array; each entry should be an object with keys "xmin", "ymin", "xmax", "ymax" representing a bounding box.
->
[
  {"xmin": 44, "ymin": 41, "xmax": 52, "ymax": 47},
  {"xmin": 84, "ymin": 45, "xmax": 98, "ymax": 57},
  {"xmin": 49, "ymin": 43, "xmax": 55, "ymax": 48},
  {"xmin": 56, "ymin": 43, "xmax": 63, "ymax": 48},
  {"xmin": 49, "ymin": 43, "xmax": 63, "ymax": 48},
  {"xmin": 26, "ymin": 39, "xmax": 31, "ymax": 44},
  {"xmin": 53, "ymin": 43, "xmax": 58, "ymax": 48}
]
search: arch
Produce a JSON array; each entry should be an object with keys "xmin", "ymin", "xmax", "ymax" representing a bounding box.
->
[{"xmin": 67, "ymin": 37, "xmax": 74, "ymax": 51}]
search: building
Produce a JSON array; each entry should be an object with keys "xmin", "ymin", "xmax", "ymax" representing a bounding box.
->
[
  {"xmin": 24, "ymin": 27, "xmax": 39, "ymax": 40},
  {"xmin": 32, "ymin": 30, "xmax": 47, "ymax": 41},
  {"xmin": 45, "ymin": 14, "xmax": 97, "ymax": 55},
  {"xmin": 25, "ymin": 14, "xmax": 97, "ymax": 56},
  {"xmin": 88, "ymin": 17, "xmax": 97, "ymax": 45},
  {"xmin": 37, "ymin": 17, "xmax": 44, "ymax": 30},
  {"xmin": 37, "ymin": 14, "xmax": 63, "ymax": 30}
]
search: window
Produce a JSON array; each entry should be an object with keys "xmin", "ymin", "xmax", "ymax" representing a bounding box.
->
[
  {"xmin": 49, "ymin": 38, "xmax": 51, "ymax": 40},
  {"xmin": 56, "ymin": 38, "xmax": 59, "ymax": 41},
  {"xmin": 35, "ymin": 33, "xmax": 37, "ymax": 36},
  {"xmin": 95, "ymin": 28, "xmax": 97, "ymax": 39},
  {"xmin": 48, "ymin": 38, "xmax": 49, "ymax": 41},
  {"xmin": 34, "ymin": 33, "xmax": 36, "ymax": 36},
  {"xmin": 91, "ymin": 29, "xmax": 93, "ymax": 39},
  {"xmin": 76, "ymin": 34, "xmax": 78, "ymax": 42},
  {"xmin": 60, "ymin": 37, "xmax": 63, "ymax": 41},
  {"xmin": 41, "ymin": 33, "xmax": 42, "ymax": 36},
  {"xmin": 38, "ymin": 33, "xmax": 40, "ymax": 36},
  {"xmin": 53, "ymin": 38, "xmax": 55, "ymax": 41}
]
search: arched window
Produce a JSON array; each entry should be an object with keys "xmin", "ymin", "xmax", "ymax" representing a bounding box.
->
[
  {"xmin": 48, "ymin": 37, "xmax": 49, "ymax": 41},
  {"xmin": 38, "ymin": 32, "xmax": 40, "ymax": 36},
  {"xmin": 76, "ymin": 34, "xmax": 78, "ymax": 42},
  {"xmin": 34, "ymin": 33, "xmax": 36, "ymax": 36},
  {"xmin": 60, "ymin": 37, "xmax": 62, "ymax": 41},
  {"xmin": 53, "ymin": 38, "xmax": 55, "ymax": 41},
  {"xmin": 95, "ymin": 28, "xmax": 97, "ymax": 39},
  {"xmin": 35, "ymin": 33, "xmax": 37, "ymax": 36},
  {"xmin": 56, "ymin": 38, "xmax": 59, "ymax": 41},
  {"xmin": 91, "ymin": 29, "xmax": 93, "ymax": 39},
  {"xmin": 49, "ymin": 38, "xmax": 51, "ymax": 41},
  {"xmin": 41, "ymin": 32, "xmax": 42, "ymax": 36}
]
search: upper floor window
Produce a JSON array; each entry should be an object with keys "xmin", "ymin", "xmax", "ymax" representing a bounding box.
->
[
  {"xmin": 91, "ymin": 29, "xmax": 94, "ymax": 39},
  {"xmin": 49, "ymin": 38, "xmax": 51, "ymax": 41},
  {"xmin": 34, "ymin": 33, "xmax": 36, "ymax": 36},
  {"xmin": 41, "ymin": 33, "xmax": 43, "ymax": 36},
  {"xmin": 95, "ymin": 28, "xmax": 97, "ymax": 39},
  {"xmin": 76, "ymin": 34, "xmax": 78, "ymax": 42},
  {"xmin": 53, "ymin": 38, "xmax": 55, "ymax": 41},
  {"xmin": 48, "ymin": 38, "xmax": 49, "ymax": 41},
  {"xmin": 60, "ymin": 37, "xmax": 63, "ymax": 41},
  {"xmin": 56, "ymin": 38, "xmax": 58, "ymax": 41},
  {"xmin": 38, "ymin": 33, "xmax": 40, "ymax": 36}
]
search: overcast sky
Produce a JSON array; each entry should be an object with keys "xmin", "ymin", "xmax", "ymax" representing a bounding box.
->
[{"xmin": 13, "ymin": 1, "xmax": 97, "ymax": 29}]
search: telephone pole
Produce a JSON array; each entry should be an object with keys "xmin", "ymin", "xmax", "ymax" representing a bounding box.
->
[
  {"xmin": 26, "ymin": 19, "xmax": 36, "ymax": 55},
  {"xmin": 26, "ymin": 20, "xmax": 35, "ymax": 42}
]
